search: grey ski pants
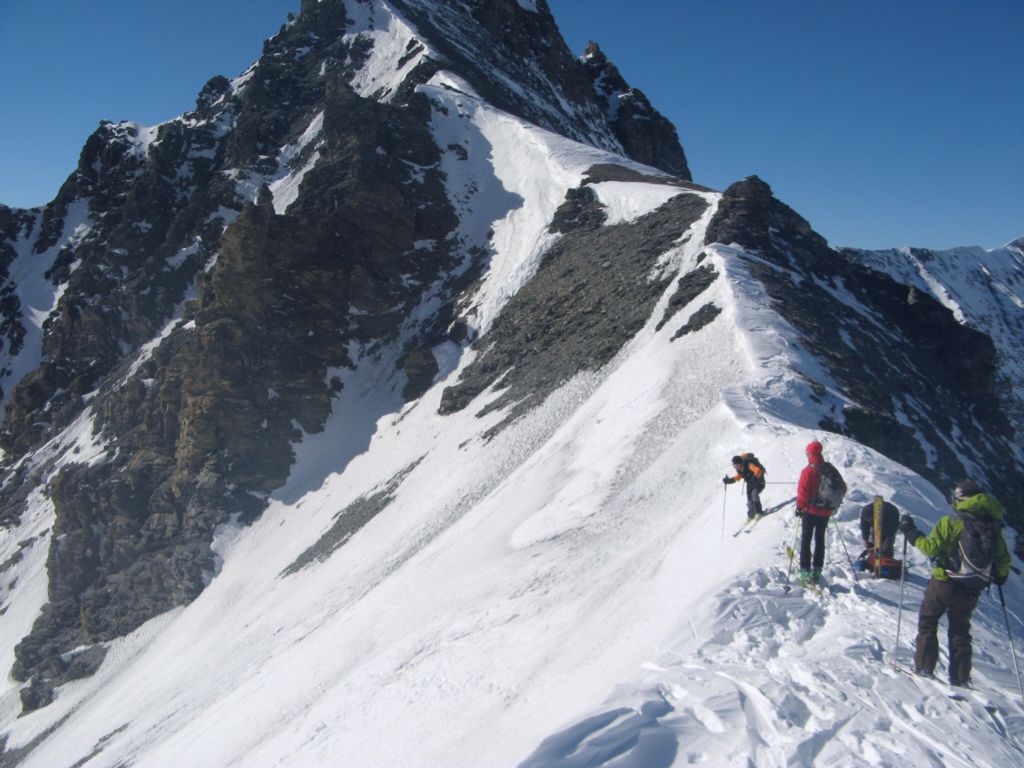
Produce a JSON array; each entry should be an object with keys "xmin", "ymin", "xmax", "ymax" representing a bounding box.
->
[{"xmin": 914, "ymin": 578, "xmax": 981, "ymax": 686}]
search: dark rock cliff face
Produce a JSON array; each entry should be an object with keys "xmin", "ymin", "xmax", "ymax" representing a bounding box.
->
[
  {"xmin": 706, "ymin": 177, "xmax": 1023, "ymax": 544},
  {"xmin": 581, "ymin": 42, "xmax": 691, "ymax": 180},
  {"xmin": 10, "ymin": 68, "xmax": 463, "ymax": 708},
  {"xmin": 387, "ymin": 0, "xmax": 615, "ymax": 145},
  {"xmin": 0, "ymin": 114, "xmax": 240, "ymax": 457},
  {"xmin": 0, "ymin": 207, "xmax": 36, "ymax": 395},
  {"xmin": 384, "ymin": 0, "xmax": 689, "ymax": 176}
]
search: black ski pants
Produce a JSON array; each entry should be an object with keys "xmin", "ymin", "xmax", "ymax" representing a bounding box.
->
[
  {"xmin": 744, "ymin": 482, "xmax": 763, "ymax": 519},
  {"xmin": 799, "ymin": 513, "xmax": 829, "ymax": 572},
  {"xmin": 914, "ymin": 578, "xmax": 981, "ymax": 686}
]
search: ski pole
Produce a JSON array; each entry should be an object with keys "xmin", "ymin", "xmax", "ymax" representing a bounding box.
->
[
  {"xmin": 895, "ymin": 533, "xmax": 908, "ymax": 661},
  {"xmin": 784, "ymin": 521, "xmax": 801, "ymax": 591},
  {"xmin": 997, "ymin": 584, "xmax": 1024, "ymax": 700},
  {"xmin": 721, "ymin": 485, "xmax": 727, "ymax": 540},
  {"xmin": 830, "ymin": 512, "xmax": 858, "ymax": 583}
]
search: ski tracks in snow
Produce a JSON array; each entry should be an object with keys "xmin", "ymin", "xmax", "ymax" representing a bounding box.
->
[{"xmin": 520, "ymin": 518, "xmax": 1024, "ymax": 767}]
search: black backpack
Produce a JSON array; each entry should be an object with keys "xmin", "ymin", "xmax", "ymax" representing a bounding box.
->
[
  {"xmin": 812, "ymin": 462, "xmax": 847, "ymax": 510},
  {"xmin": 947, "ymin": 514, "xmax": 1001, "ymax": 590},
  {"xmin": 740, "ymin": 453, "xmax": 766, "ymax": 489}
]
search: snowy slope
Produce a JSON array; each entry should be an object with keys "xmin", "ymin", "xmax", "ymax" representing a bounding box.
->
[
  {"xmin": 1, "ymin": 2, "xmax": 1022, "ymax": 766},
  {"xmin": 2, "ymin": 112, "xmax": 1022, "ymax": 765},
  {"xmin": 420, "ymin": 69, "xmax": 679, "ymax": 337}
]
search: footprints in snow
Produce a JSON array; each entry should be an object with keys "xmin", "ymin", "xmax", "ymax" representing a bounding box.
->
[{"xmin": 519, "ymin": 567, "xmax": 1024, "ymax": 766}]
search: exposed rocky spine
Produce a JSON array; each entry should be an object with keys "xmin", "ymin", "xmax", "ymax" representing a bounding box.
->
[
  {"xmin": 439, "ymin": 182, "xmax": 707, "ymax": 426},
  {"xmin": 705, "ymin": 177, "xmax": 1023, "ymax": 543},
  {"xmin": 581, "ymin": 42, "xmax": 691, "ymax": 179}
]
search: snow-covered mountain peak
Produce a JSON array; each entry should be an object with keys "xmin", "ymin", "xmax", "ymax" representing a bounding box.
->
[{"xmin": 1, "ymin": 1, "xmax": 1022, "ymax": 766}]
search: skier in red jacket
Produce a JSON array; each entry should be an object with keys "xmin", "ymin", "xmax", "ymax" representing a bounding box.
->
[{"xmin": 796, "ymin": 440, "xmax": 845, "ymax": 583}]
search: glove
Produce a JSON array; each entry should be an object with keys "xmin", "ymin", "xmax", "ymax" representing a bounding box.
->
[
  {"xmin": 722, "ymin": 476, "xmax": 734, "ymax": 485},
  {"xmin": 994, "ymin": 572, "xmax": 1008, "ymax": 587},
  {"xmin": 795, "ymin": 508, "xmax": 804, "ymax": 519},
  {"xmin": 898, "ymin": 513, "xmax": 921, "ymax": 541}
]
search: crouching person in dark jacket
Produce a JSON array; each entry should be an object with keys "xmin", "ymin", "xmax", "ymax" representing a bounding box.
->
[
  {"xmin": 899, "ymin": 480, "xmax": 1011, "ymax": 687},
  {"xmin": 860, "ymin": 498, "xmax": 900, "ymax": 557}
]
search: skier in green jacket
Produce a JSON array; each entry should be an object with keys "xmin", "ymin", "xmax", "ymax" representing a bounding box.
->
[{"xmin": 899, "ymin": 480, "xmax": 1011, "ymax": 687}]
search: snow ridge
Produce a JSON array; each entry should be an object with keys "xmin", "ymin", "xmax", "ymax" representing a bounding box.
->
[{"xmin": 1, "ymin": 2, "xmax": 1022, "ymax": 767}]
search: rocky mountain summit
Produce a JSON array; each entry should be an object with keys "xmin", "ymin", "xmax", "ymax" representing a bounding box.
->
[
  {"xmin": 0, "ymin": 0, "xmax": 694, "ymax": 712},
  {"xmin": 0, "ymin": 1, "xmax": 1021, "ymax": 761}
]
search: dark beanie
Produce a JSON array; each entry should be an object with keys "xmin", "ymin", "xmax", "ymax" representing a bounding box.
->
[{"xmin": 954, "ymin": 479, "xmax": 983, "ymax": 498}]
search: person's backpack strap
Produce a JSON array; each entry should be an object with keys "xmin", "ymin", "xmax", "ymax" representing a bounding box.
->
[{"xmin": 947, "ymin": 513, "xmax": 1001, "ymax": 589}]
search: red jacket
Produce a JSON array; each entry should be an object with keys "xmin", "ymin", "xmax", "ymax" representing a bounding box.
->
[{"xmin": 797, "ymin": 443, "xmax": 834, "ymax": 517}]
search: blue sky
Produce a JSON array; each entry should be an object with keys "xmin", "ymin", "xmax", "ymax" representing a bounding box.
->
[{"xmin": 1, "ymin": 0, "xmax": 1020, "ymax": 250}]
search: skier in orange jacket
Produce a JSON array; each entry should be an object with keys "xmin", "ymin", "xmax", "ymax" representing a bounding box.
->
[{"xmin": 723, "ymin": 453, "xmax": 765, "ymax": 520}]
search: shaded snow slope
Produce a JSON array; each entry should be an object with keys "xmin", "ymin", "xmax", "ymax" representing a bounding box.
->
[{"xmin": 845, "ymin": 244, "xmax": 1024, "ymax": 451}]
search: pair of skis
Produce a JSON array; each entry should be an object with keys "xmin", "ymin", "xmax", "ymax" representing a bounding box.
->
[
  {"xmin": 730, "ymin": 496, "xmax": 797, "ymax": 537},
  {"xmin": 731, "ymin": 513, "xmax": 764, "ymax": 537}
]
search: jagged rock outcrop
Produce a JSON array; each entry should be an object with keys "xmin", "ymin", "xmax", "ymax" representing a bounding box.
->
[
  {"xmin": 581, "ymin": 42, "xmax": 691, "ymax": 180},
  {"xmin": 0, "ymin": 207, "xmax": 35, "ymax": 397},
  {"xmin": 8, "ymin": 57, "xmax": 466, "ymax": 707},
  {"xmin": 0, "ymin": 115, "xmax": 241, "ymax": 456},
  {"xmin": 365, "ymin": 0, "xmax": 690, "ymax": 177},
  {"xmin": 706, "ymin": 177, "xmax": 1023, "ymax": 542},
  {"xmin": 384, "ymin": 0, "xmax": 618, "ymax": 149}
]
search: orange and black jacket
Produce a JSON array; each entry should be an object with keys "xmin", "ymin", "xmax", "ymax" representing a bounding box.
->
[{"xmin": 728, "ymin": 460, "xmax": 765, "ymax": 490}]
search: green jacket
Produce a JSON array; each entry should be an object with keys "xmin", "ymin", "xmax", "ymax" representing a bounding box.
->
[{"xmin": 911, "ymin": 492, "xmax": 1011, "ymax": 583}]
